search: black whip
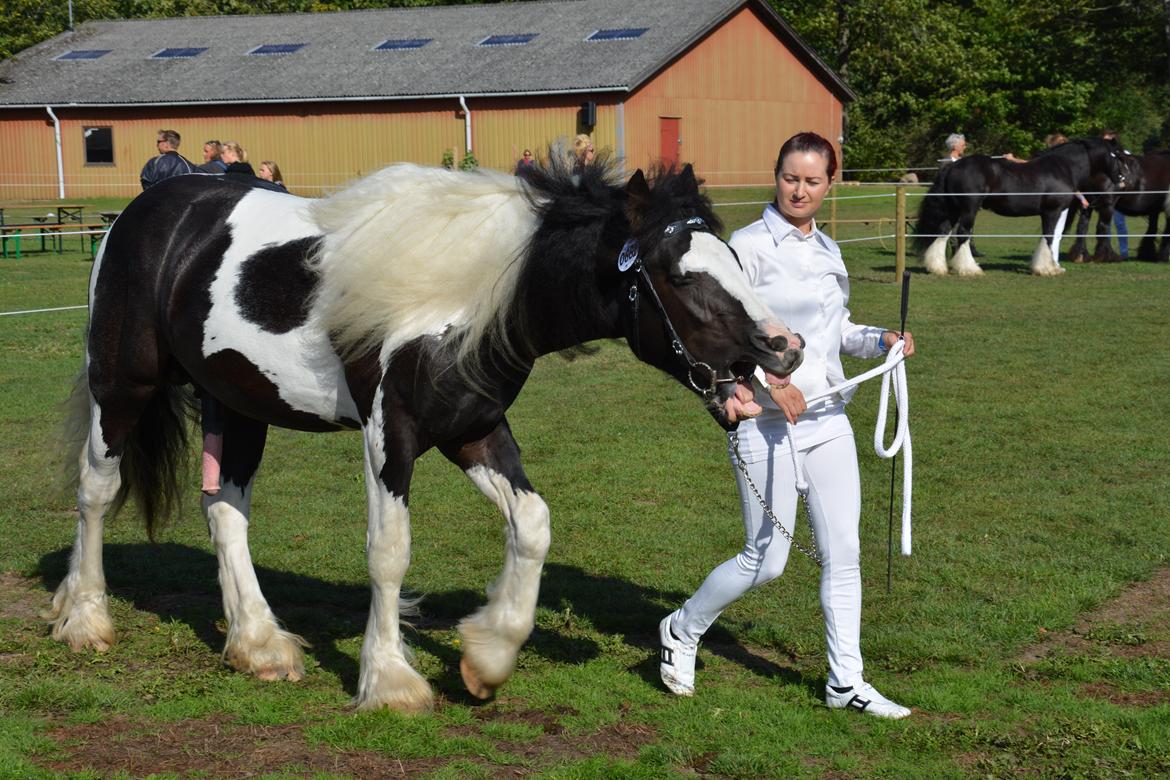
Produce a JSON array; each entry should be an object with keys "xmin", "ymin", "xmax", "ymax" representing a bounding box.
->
[{"xmin": 887, "ymin": 270, "xmax": 911, "ymax": 593}]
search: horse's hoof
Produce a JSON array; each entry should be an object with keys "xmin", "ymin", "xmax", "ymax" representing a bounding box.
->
[{"xmin": 460, "ymin": 657, "xmax": 497, "ymax": 700}]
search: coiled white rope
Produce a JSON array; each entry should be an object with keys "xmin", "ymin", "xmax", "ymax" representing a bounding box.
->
[{"xmin": 756, "ymin": 339, "xmax": 913, "ymax": 559}]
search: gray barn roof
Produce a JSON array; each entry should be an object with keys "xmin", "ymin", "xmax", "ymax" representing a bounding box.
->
[{"xmin": 0, "ymin": 0, "xmax": 854, "ymax": 108}]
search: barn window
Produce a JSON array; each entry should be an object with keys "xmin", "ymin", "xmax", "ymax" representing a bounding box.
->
[
  {"xmin": 586, "ymin": 28, "xmax": 649, "ymax": 41},
  {"xmin": 247, "ymin": 43, "xmax": 306, "ymax": 56},
  {"xmin": 478, "ymin": 34, "xmax": 536, "ymax": 47},
  {"xmin": 152, "ymin": 47, "xmax": 208, "ymax": 59},
  {"xmin": 375, "ymin": 38, "xmax": 432, "ymax": 51},
  {"xmin": 83, "ymin": 127, "xmax": 114, "ymax": 165},
  {"xmin": 55, "ymin": 50, "xmax": 111, "ymax": 61}
]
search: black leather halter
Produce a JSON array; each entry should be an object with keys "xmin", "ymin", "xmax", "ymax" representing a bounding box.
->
[{"xmin": 619, "ymin": 217, "xmax": 735, "ymax": 400}]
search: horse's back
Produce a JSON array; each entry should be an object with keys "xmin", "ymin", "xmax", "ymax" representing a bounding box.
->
[{"xmin": 91, "ymin": 175, "xmax": 359, "ymax": 431}]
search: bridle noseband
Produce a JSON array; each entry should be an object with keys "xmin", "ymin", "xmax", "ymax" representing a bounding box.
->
[{"xmin": 619, "ymin": 217, "xmax": 738, "ymax": 402}]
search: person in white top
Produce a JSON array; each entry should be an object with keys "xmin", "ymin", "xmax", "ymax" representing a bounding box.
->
[{"xmin": 659, "ymin": 132, "xmax": 917, "ymax": 719}]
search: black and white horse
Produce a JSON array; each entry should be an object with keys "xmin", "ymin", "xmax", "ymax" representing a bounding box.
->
[
  {"xmin": 49, "ymin": 156, "xmax": 803, "ymax": 712},
  {"xmin": 917, "ymin": 138, "xmax": 1123, "ymax": 276}
]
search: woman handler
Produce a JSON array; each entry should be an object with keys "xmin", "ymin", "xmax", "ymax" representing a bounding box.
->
[{"xmin": 659, "ymin": 132, "xmax": 916, "ymax": 719}]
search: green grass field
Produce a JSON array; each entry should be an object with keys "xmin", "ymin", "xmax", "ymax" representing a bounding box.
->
[{"xmin": 1, "ymin": 189, "xmax": 1168, "ymax": 778}]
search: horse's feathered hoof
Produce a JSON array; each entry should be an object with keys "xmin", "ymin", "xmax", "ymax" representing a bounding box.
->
[{"xmin": 460, "ymin": 656, "xmax": 497, "ymax": 700}]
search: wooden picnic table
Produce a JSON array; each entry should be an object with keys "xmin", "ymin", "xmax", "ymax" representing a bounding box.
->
[
  {"xmin": 1, "ymin": 221, "xmax": 109, "ymax": 259},
  {"xmin": 0, "ymin": 204, "xmax": 84, "ymax": 227}
]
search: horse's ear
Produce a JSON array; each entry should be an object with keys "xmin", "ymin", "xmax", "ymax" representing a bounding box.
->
[
  {"xmin": 679, "ymin": 163, "xmax": 698, "ymax": 191},
  {"xmin": 625, "ymin": 169, "xmax": 653, "ymax": 228}
]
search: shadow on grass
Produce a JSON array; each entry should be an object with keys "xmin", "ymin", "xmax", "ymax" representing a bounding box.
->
[{"xmin": 37, "ymin": 544, "xmax": 816, "ymax": 702}]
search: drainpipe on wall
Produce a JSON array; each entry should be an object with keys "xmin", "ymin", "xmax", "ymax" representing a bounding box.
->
[
  {"xmin": 45, "ymin": 105, "xmax": 65, "ymax": 200},
  {"xmin": 457, "ymin": 95, "xmax": 472, "ymax": 155}
]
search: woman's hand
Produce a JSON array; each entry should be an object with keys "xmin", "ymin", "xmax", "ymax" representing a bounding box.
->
[
  {"xmin": 882, "ymin": 330, "xmax": 916, "ymax": 358},
  {"xmin": 768, "ymin": 383, "xmax": 807, "ymax": 424}
]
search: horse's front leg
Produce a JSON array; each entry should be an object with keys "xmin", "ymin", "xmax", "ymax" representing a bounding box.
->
[
  {"xmin": 1091, "ymin": 204, "xmax": 1122, "ymax": 262},
  {"xmin": 1066, "ymin": 205, "xmax": 1090, "ymax": 263},
  {"xmin": 353, "ymin": 403, "xmax": 433, "ymax": 712},
  {"xmin": 441, "ymin": 419, "xmax": 550, "ymax": 700},
  {"xmin": 1031, "ymin": 209, "xmax": 1065, "ymax": 276},
  {"xmin": 206, "ymin": 408, "xmax": 307, "ymax": 681}
]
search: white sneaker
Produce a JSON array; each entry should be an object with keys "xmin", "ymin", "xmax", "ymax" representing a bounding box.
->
[
  {"xmin": 825, "ymin": 681, "xmax": 911, "ymax": 719},
  {"xmin": 658, "ymin": 614, "xmax": 697, "ymax": 696}
]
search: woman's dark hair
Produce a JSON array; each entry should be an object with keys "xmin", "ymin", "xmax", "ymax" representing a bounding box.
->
[{"xmin": 773, "ymin": 131, "xmax": 838, "ymax": 179}]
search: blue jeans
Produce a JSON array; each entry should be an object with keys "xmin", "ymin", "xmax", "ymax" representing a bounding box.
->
[{"xmin": 1113, "ymin": 211, "xmax": 1128, "ymax": 257}]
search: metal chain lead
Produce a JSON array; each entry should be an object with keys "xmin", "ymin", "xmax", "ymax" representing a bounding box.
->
[{"xmin": 729, "ymin": 431, "xmax": 822, "ymax": 567}]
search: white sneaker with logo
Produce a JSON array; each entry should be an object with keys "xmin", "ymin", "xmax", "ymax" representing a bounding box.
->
[
  {"xmin": 825, "ymin": 681, "xmax": 911, "ymax": 719},
  {"xmin": 658, "ymin": 613, "xmax": 697, "ymax": 696}
]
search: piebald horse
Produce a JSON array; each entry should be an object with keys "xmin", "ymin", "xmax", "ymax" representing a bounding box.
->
[{"xmin": 49, "ymin": 156, "xmax": 803, "ymax": 712}]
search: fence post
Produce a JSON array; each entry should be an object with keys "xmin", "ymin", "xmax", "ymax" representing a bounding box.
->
[
  {"xmin": 829, "ymin": 192, "xmax": 837, "ymax": 240},
  {"xmin": 894, "ymin": 184, "xmax": 906, "ymax": 281}
]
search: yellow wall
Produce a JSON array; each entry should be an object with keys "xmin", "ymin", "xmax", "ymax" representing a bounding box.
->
[{"xmin": 623, "ymin": 6, "xmax": 844, "ymax": 186}]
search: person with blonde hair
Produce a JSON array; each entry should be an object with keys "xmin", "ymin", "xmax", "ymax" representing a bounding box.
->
[
  {"xmin": 572, "ymin": 133, "xmax": 595, "ymax": 171},
  {"xmin": 220, "ymin": 141, "xmax": 254, "ymax": 176},
  {"xmin": 257, "ymin": 160, "xmax": 287, "ymax": 192}
]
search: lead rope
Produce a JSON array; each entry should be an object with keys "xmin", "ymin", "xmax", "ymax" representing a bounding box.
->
[{"xmin": 729, "ymin": 340, "xmax": 912, "ymax": 567}]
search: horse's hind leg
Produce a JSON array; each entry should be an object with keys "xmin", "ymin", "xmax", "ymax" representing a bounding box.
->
[
  {"xmin": 46, "ymin": 384, "xmax": 124, "ymax": 651},
  {"xmin": 950, "ymin": 218, "xmax": 984, "ymax": 276},
  {"xmin": 204, "ymin": 406, "xmax": 307, "ymax": 681},
  {"xmin": 442, "ymin": 420, "xmax": 550, "ymax": 700}
]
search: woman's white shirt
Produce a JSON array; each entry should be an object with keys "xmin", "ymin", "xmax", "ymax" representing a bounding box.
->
[{"xmin": 729, "ymin": 204, "xmax": 885, "ymax": 451}]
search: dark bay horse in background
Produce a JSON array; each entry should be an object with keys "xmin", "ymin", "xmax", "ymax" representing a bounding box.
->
[
  {"xmin": 916, "ymin": 138, "xmax": 1124, "ymax": 276},
  {"xmin": 48, "ymin": 156, "xmax": 803, "ymax": 713},
  {"xmin": 1113, "ymin": 150, "xmax": 1170, "ymax": 262},
  {"xmin": 1041, "ymin": 138, "xmax": 1130, "ymax": 264}
]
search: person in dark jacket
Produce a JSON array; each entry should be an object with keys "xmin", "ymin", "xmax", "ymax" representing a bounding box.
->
[
  {"xmin": 140, "ymin": 129, "xmax": 196, "ymax": 190},
  {"xmin": 220, "ymin": 141, "xmax": 255, "ymax": 176}
]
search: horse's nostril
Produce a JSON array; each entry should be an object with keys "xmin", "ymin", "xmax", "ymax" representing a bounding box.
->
[{"xmin": 766, "ymin": 335, "xmax": 788, "ymax": 352}]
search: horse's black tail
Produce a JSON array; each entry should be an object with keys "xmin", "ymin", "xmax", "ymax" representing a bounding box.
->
[
  {"xmin": 913, "ymin": 168, "xmax": 953, "ymax": 254},
  {"xmin": 63, "ymin": 365, "xmax": 196, "ymax": 541}
]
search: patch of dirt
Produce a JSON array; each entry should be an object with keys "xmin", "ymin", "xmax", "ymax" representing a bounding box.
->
[
  {"xmin": 42, "ymin": 707, "xmax": 658, "ymax": 779},
  {"xmin": 1017, "ymin": 566, "xmax": 1170, "ymax": 664},
  {"xmin": 0, "ymin": 571, "xmax": 50, "ymax": 620},
  {"xmin": 44, "ymin": 716, "xmax": 450, "ymax": 779}
]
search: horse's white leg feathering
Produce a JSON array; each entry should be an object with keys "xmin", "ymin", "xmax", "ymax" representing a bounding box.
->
[
  {"xmin": 923, "ymin": 235, "xmax": 950, "ymax": 275},
  {"xmin": 1030, "ymin": 238, "xmax": 1064, "ymax": 276},
  {"xmin": 457, "ymin": 465, "xmax": 551, "ymax": 699},
  {"xmin": 206, "ymin": 484, "xmax": 307, "ymax": 681},
  {"xmin": 354, "ymin": 391, "xmax": 433, "ymax": 713},
  {"xmin": 951, "ymin": 240, "xmax": 984, "ymax": 276},
  {"xmin": 45, "ymin": 402, "xmax": 118, "ymax": 651}
]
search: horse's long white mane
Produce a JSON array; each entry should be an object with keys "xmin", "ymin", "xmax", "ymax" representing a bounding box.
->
[{"xmin": 308, "ymin": 163, "xmax": 540, "ymax": 363}]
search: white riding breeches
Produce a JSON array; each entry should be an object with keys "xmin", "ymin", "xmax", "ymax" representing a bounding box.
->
[{"xmin": 673, "ymin": 421, "xmax": 864, "ymax": 689}]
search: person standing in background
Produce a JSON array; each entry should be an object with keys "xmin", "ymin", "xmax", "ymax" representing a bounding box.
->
[
  {"xmin": 140, "ymin": 129, "xmax": 196, "ymax": 190},
  {"xmin": 257, "ymin": 160, "xmax": 288, "ymax": 192},
  {"xmin": 197, "ymin": 140, "xmax": 227, "ymax": 173},
  {"xmin": 220, "ymin": 141, "xmax": 255, "ymax": 176},
  {"xmin": 1101, "ymin": 129, "xmax": 1129, "ymax": 259}
]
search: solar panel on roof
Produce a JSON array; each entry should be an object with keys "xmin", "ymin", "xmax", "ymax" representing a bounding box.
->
[
  {"xmin": 152, "ymin": 47, "xmax": 209, "ymax": 59},
  {"xmin": 55, "ymin": 50, "xmax": 111, "ymax": 61},
  {"xmin": 375, "ymin": 38, "xmax": 432, "ymax": 51},
  {"xmin": 587, "ymin": 28, "xmax": 649, "ymax": 41},
  {"xmin": 248, "ymin": 43, "xmax": 306, "ymax": 56},
  {"xmin": 479, "ymin": 34, "xmax": 536, "ymax": 47}
]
